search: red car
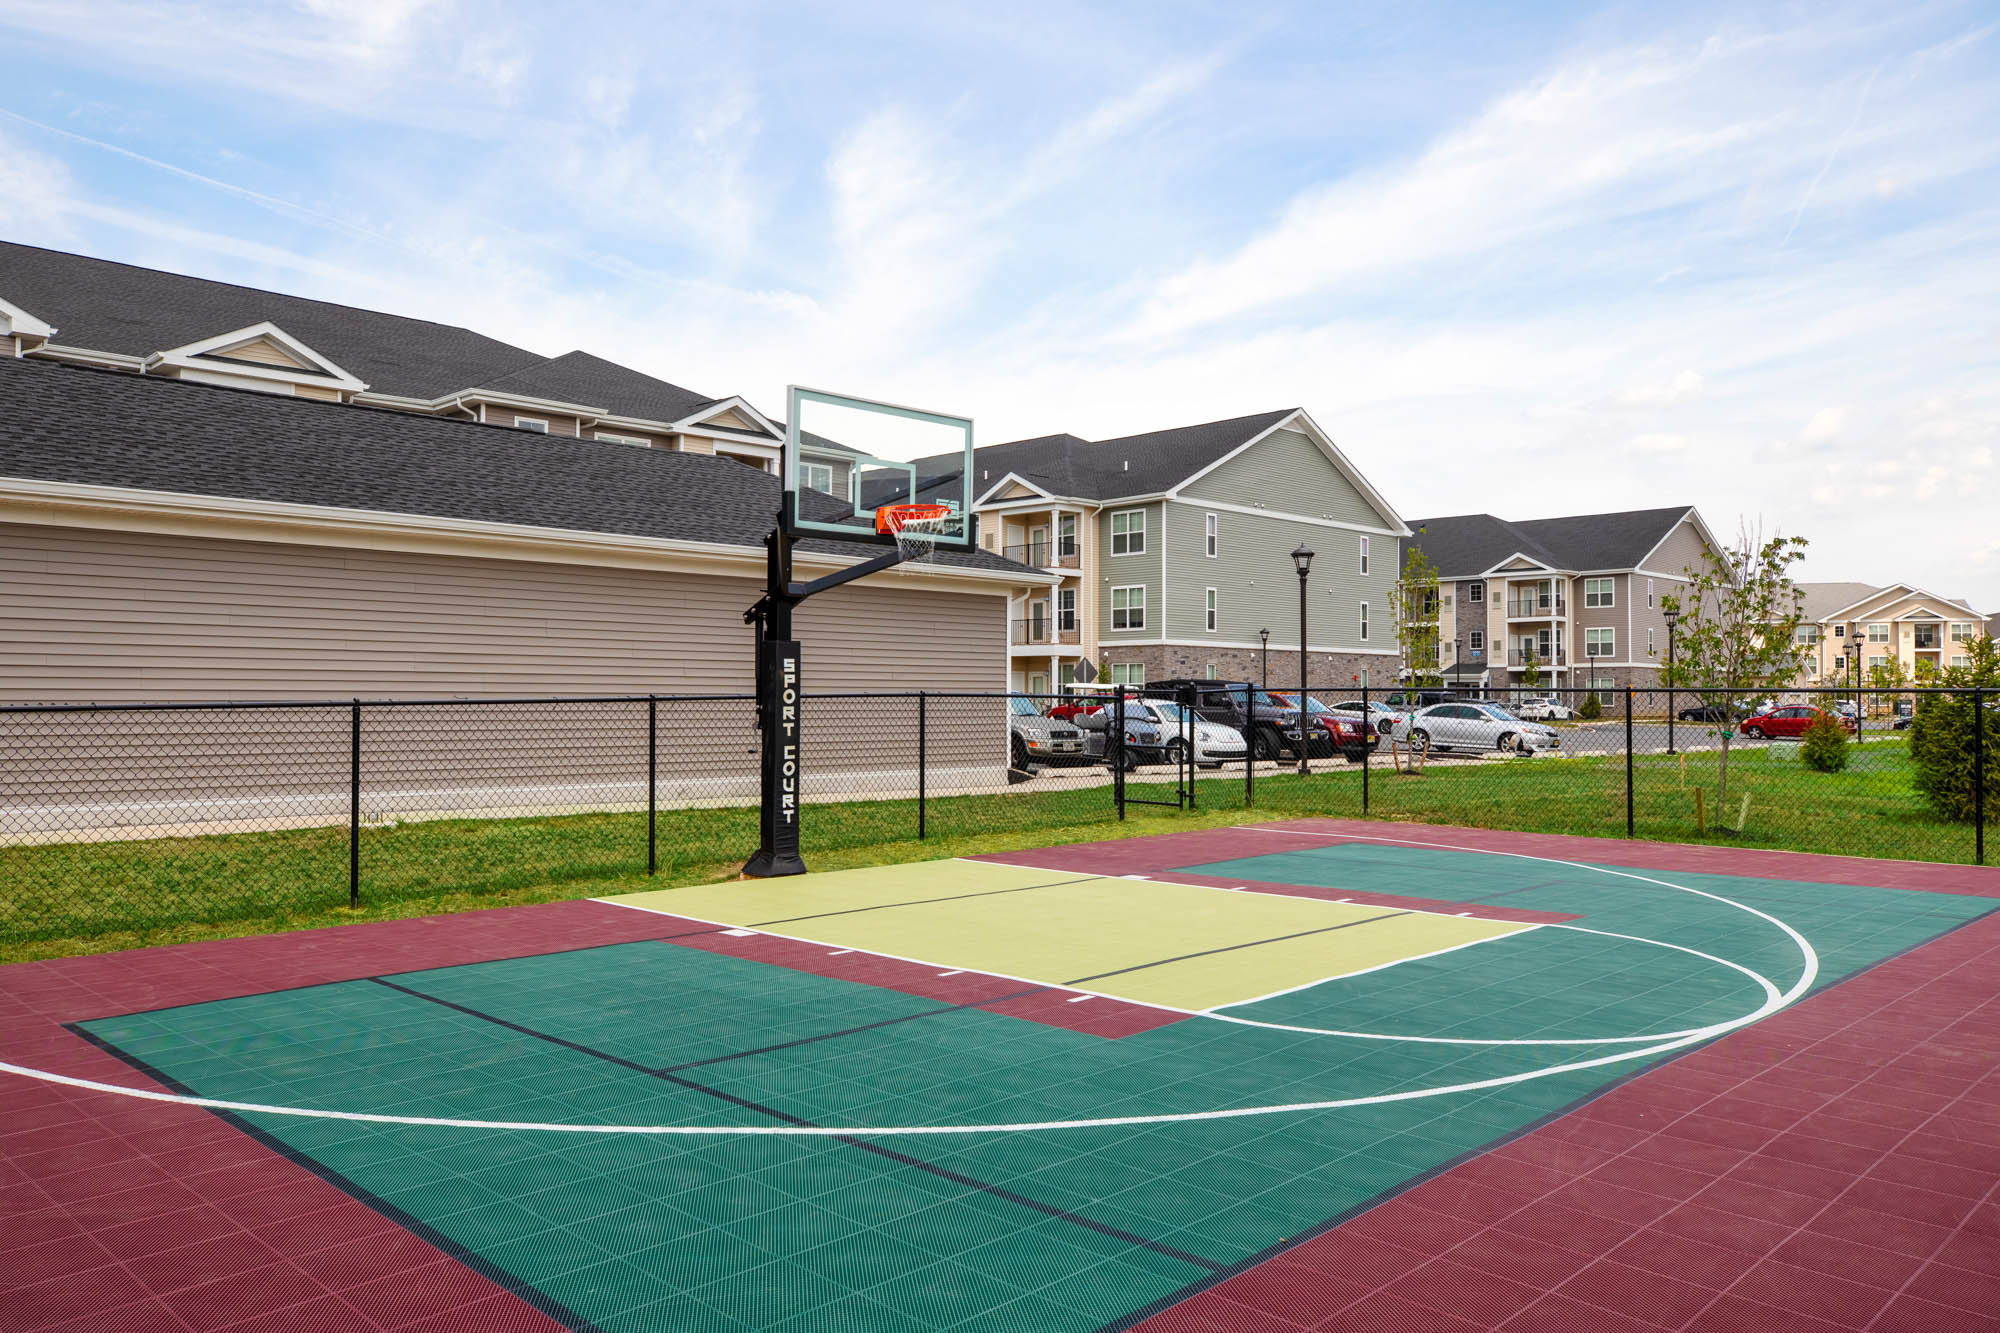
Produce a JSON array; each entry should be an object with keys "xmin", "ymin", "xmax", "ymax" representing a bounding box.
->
[
  {"xmin": 1267, "ymin": 692, "xmax": 1378, "ymax": 761},
  {"xmin": 1737, "ymin": 706, "xmax": 1856, "ymax": 739}
]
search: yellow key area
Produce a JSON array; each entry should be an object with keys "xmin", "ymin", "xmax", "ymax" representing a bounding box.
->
[{"xmin": 608, "ymin": 860, "xmax": 1534, "ymax": 1013}]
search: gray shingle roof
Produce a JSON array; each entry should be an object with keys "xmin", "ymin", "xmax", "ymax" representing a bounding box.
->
[
  {"xmin": 1403, "ymin": 506, "xmax": 1695, "ymax": 576},
  {"xmin": 470, "ymin": 350, "xmax": 733, "ymax": 427},
  {"xmin": 0, "ymin": 356, "xmax": 1024, "ymax": 575},
  {"xmin": 1796, "ymin": 582, "xmax": 1886, "ymax": 622}
]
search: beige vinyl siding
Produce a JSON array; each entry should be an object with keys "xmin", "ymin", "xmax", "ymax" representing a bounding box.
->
[
  {"xmin": 295, "ymin": 384, "xmax": 343, "ymax": 402},
  {"xmin": 212, "ymin": 336, "xmax": 312, "ymax": 369},
  {"xmin": 706, "ymin": 407, "xmax": 759, "ymax": 431},
  {"xmin": 1177, "ymin": 427, "xmax": 1393, "ymax": 530}
]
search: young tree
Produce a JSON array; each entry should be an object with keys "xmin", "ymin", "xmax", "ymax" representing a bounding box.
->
[
  {"xmin": 1658, "ymin": 528, "xmax": 1812, "ymax": 815},
  {"xmin": 1392, "ymin": 545, "xmax": 1443, "ymax": 690},
  {"xmin": 1908, "ymin": 635, "xmax": 1999, "ymax": 822},
  {"xmin": 1518, "ymin": 647, "xmax": 1542, "ymax": 694}
]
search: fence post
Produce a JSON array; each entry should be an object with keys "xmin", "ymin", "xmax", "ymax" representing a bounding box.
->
[
  {"xmin": 1977, "ymin": 686, "xmax": 1986, "ymax": 866},
  {"xmin": 1113, "ymin": 689, "xmax": 1127, "ymax": 821},
  {"xmin": 918, "ymin": 690, "xmax": 928, "ymax": 840},
  {"xmin": 1361, "ymin": 677, "xmax": 1370, "ymax": 817},
  {"xmin": 349, "ymin": 700, "xmax": 361, "ymax": 907},
  {"xmin": 1624, "ymin": 685, "xmax": 1635, "ymax": 839},
  {"xmin": 1183, "ymin": 682, "xmax": 1196, "ymax": 811},
  {"xmin": 647, "ymin": 695, "xmax": 657, "ymax": 876},
  {"xmin": 1242, "ymin": 682, "xmax": 1254, "ymax": 808}
]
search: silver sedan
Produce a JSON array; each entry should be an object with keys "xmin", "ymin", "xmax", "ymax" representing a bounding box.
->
[{"xmin": 1390, "ymin": 702, "xmax": 1560, "ymax": 754}]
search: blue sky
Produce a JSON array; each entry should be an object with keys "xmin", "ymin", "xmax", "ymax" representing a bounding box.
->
[{"xmin": 3, "ymin": 1, "xmax": 1997, "ymax": 608}]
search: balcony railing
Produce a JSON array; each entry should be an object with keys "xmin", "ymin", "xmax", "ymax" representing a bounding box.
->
[
  {"xmin": 1510, "ymin": 647, "xmax": 1567, "ymax": 667},
  {"xmin": 1506, "ymin": 598, "xmax": 1567, "ymax": 618},
  {"xmin": 1003, "ymin": 541, "xmax": 1081, "ymax": 570},
  {"xmin": 1011, "ymin": 617, "xmax": 1082, "ymax": 646}
]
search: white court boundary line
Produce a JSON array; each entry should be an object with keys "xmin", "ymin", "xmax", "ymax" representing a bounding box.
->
[{"xmin": 0, "ymin": 834, "xmax": 1820, "ymax": 1137}]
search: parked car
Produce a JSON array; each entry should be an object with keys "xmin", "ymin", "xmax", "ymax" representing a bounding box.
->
[
  {"xmin": 1389, "ymin": 702, "xmax": 1561, "ymax": 755},
  {"xmin": 1325, "ymin": 698, "xmax": 1408, "ymax": 737},
  {"xmin": 1515, "ymin": 695, "xmax": 1575, "ymax": 721},
  {"xmin": 1007, "ymin": 696, "xmax": 1089, "ymax": 768},
  {"xmin": 1738, "ymin": 706, "xmax": 1856, "ymax": 739},
  {"xmin": 1124, "ymin": 698, "xmax": 1247, "ymax": 767},
  {"xmin": 1072, "ymin": 706, "xmax": 1168, "ymax": 770},
  {"xmin": 1677, "ymin": 700, "xmax": 1754, "ymax": 722},
  {"xmin": 1266, "ymin": 693, "xmax": 1379, "ymax": 762},
  {"xmin": 1381, "ymin": 689, "xmax": 1468, "ymax": 710},
  {"xmin": 1141, "ymin": 680, "xmax": 1332, "ymax": 761}
]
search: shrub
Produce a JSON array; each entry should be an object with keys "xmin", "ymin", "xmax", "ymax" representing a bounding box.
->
[
  {"xmin": 1578, "ymin": 693, "xmax": 1602, "ymax": 720},
  {"xmin": 1800, "ymin": 711, "xmax": 1849, "ymax": 773},
  {"xmin": 1908, "ymin": 637, "xmax": 2000, "ymax": 822}
]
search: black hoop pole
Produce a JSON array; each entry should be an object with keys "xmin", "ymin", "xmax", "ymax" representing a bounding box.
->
[{"xmin": 744, "ymin": 525, "xmax": 807, "ymax": 877}]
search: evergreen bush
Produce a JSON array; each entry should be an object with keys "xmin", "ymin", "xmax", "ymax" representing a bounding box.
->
[
  {"xmin": 1908, "ymin": 637, "xmax": 1999, "ymax": 822},
  {"xmin": 1801, "ymin": 711, "xmax": 1849, "ymax": 773},
  {"xmin": 1578, "ymin": 693, "xmax": 1602, "ymax": 720}
]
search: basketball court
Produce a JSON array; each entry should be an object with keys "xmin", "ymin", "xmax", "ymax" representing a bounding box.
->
[{"xmin": 8, "ymin": 819, "xmax": 2000, "ymax": 1331}]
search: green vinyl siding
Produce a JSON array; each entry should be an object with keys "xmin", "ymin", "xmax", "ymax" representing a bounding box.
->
[
  {"xmin": 1163, "ymin": 501, "xmax": 1397, "ymax": 650},
  {"xmin": 1177, "ymin": 427, "xmax": 1394, "ymax": 529},
  {"xmin": 1099, "ymin": 501, "xmax": 1162, "ymax": 642}
]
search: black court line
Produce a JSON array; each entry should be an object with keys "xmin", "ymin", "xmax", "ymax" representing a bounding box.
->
[
  {"xmin": 369, "ymin": 977, "xmax": 1225, "ymax": 1274},
  {"xmin": 1061, "ymin": 909, "xmax": 1412, "ymax": 989},
  {"xmin": 62, "ymin": 1023, "xmax": 611, "ymax": 1333},
  {"xmin": 742, "ymin": 871, "xmax": 1112, "ymax": 928}
]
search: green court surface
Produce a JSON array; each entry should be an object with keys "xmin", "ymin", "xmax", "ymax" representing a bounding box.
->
[{"xmin": 76, "ymin": 841, "xmax": 1995, "ymax": 1333}]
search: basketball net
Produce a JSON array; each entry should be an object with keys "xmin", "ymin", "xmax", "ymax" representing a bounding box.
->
[{"xmin": 878, "ymin": 505, "xmax": 958, "ymax": 568}]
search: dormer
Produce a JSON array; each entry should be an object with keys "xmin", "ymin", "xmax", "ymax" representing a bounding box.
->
[
  {"xmin": 0, "ymin": 295, "xmax": 55, "ymax": 357},
  {"xmin": 143, "ymin": 322, "xmax": 369, "ymax": 401}
]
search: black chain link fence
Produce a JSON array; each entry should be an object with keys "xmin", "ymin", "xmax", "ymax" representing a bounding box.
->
[{"xmin": 1, "ymin": 683, "xmax": 1988, "ymax": 950}]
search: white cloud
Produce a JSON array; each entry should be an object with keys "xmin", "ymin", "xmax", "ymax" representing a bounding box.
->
[{"xmin": 1801, "ymin": 406, "xmax": 1849, "ymax": 441}]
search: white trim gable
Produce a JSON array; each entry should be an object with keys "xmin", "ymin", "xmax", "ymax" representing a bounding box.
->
[
  {"xmin": 973, "ymin": 471, "xmax": 1059, "ymax": 506},
  {"xmin": 1167, "ymin": 408, "xmax": 1411, "ymax": 537},
  {"xmin": 0, "ymin": 295, "xmax": 55, "ymax": 341},
  {"xmin": 144, "ymin": 322, "xmax": 369, "ymax": 393},
  {"xmin": 1478, "ymin": 552, "xmax": 1566, "ymax": 577},
  {"xmin": 1633, "ymin": 507, "xmax": 1724, "ymax": 576},
  {"xmin": 1824, "ymin": 583, "xmax": 1982, "ymax": 624},
  {"xmin": 1895, "ymin": 606, "xmax": 1946, "ymax": 621},
  {"xmin": 673, "ymin": 395, "xmax": 780, "ymax": 439}
]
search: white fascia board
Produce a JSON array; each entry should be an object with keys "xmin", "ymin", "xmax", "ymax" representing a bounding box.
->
[
  {"xmin": 1166, "ymin": 495, "xmax": 1401, "ymax": 537},
  {"xmin": 1166, "ymin": 408, "xmax": 1412, "ymax": 537},
  {"xmin": 1477, "ymin": 553, "xmax": 1568, "ymax": 577},
  {"xmin": 0, "ymin": 475, "xmax": 1033, "ymax": 594},
  {"xmin": 1629, "ymin": 506, "xmax": 1719, "ymax": 575},
  {"xmin": 32, "ymin": 344, "xmax": 147, "ymax": 371},
  {"xmin": 1823, "ymin": 584, "xmax": 1919, "ymax": 621},
  {"xmin": 145, "ymin": 321, "xmax": 370, "ymax": 393},
  {"xmin": 977, "ymin": 495, "xmax": 1096, "ymax": 516},
  {"xmin": 678, "ymin": 426, "xmax": 781, "ymax": 448},
  {"xmin": 671, "ymin": 395, "xmax": 781, "ymax": 438},
  {"xmin": 443, "ymin": 388, "xmax": 609, "ymax": 418},
  {"xmin": 1893, "ymin": 606, "xmax": 1948, "ymax": 621},
  {"xmin": 972, "ymin": 471, "xmax": 1057, "ymax": 506},
  {"xmin": 0, "ymin": 295, "xmax": 54, "ymax": 340}
]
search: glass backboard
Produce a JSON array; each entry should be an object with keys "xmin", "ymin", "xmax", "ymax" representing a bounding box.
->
[{"xmin": 782, "ymin": 386, "xmax": 975, "ymax": 551}]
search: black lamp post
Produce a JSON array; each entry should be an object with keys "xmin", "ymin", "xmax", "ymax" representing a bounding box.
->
[
  {"xmin": 1291, "ymin": 544, "xmax": 1314, "ymax": 774},
  {"xmin": 1259, "ymin": 627, "xmax": 1269, "ymax": 692},
  {"xmin": 1663, "ymin": 606, "xmax": 1681, "ymax": 754}
]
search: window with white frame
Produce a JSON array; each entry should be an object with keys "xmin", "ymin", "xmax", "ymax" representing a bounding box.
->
[
  {"xmin": 1057, "ymin": 588, "xmax": 1076, "ymax": 632},
  {"xmin": 799, "ymin": 462, "xmax": 836, "ymax": 495},
  {"xmin": 1467, "ymin": 581, "xmax": 1484, "ymax": 604},
  {"xmin": 1204, "ymin": 512, "xmax": 1218, "ymax": 558},
  {"xmin": 1205, "ymin": 588, "xmax": 1217, "ymax": 632},
  {"xmin": 1585, "ymin": 626, "xmax": 1615, "ymax": 658},
  {"xmin": 1110, "ymin": 509, "xmax": 1146, "ymax": 555},
  {"xmin": 1868, "ymin": 623, "xmax": 1890, "ymax": 642},
  {"xmin": 1794, "ymin": 625, "xmax": 1821, "ymax": 644},
  {"xmin": 1646, "ymin": 579, "xmax": 1655, "ymax": 608},
  {"xmin": 1648, "ymin": 628, "xmax": 1655, "ymax": 656},
  {"xmin": 1951, "ymin": 622, "xmax": 1974, "ymax": 641},
  {"xmin": 1589, "ymin": 677, "xmax": 1618, "ymax": 707},
  {"xmin": 1359, "ymin": 601, "xmax": 1369, "ymax": 641},
  {"xmin": 512, "ymin": 416, "xmax": 549, "ymax": 432},
  {"xmin": 1110, "ymin": 585, "xmax": 1146, "ymax": 630},
  {"xmin": 1110, "ymin": 663, "xmax": 1145, "ymax": 686},
  {"xmin": 1469, "ymin": 629, "xmax": 1485, "ymax": 654},
  {"xmin": 1584, "ymin": 578, "xmax": 1615, "ymax": 608},
  {"xmin": 1359, "ymin": 536, "xmax": 1369, "ymax": 575},
  {"xmin": 1953, "ymin": 654, "xmax": 1970, "ymax": 668},
  {"xmin": 594, "ymin": 431, "xmax": 649, "ymax": 447},
  {"xmin": 1868, "ymin": 654, "xmax": 1888, "ymax": 671},
  {"xmin": 1205, "ymin": 664, "xmax": 1218, "ymax": 680}
]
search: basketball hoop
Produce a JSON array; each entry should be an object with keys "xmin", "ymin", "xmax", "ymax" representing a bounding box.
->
[{"xmin": 876, "ymin": 503, "xmax": 957, "ymax": 563}]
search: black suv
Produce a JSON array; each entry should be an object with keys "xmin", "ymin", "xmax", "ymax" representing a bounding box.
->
[{"xmin": 1140, "ymin": 680, "xmax": 1332, "ymax": 761}]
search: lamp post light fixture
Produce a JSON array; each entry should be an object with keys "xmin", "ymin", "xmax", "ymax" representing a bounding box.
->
[
  {"xmin": 1291, "ymin": 544, "xmax": 1314, "ymax": 775},
  {"xmin": 1259, "ymin": 627, "xmax": 1269, "ymax": 692},
  {"xmin": 1663, "ymin": 605, "xmax": 1681, "ymax": 755}
]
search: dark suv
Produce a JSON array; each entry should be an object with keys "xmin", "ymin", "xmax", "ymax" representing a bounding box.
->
[{"xmin": 1140, "ymin": 680, "xmax": 1332, "ymax": 761}]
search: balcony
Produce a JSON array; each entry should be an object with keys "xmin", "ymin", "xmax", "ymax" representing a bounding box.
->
[
  {"xmin": 1506, "ymin": 598, "xmax": 1566, "ymax": 618},
  {"xmin": 1012, "ymin": 617, "xmax": 1082, "ymax": 647},
  {"xmin": 1510, "ymin": 647, "xmax": 1566, "ymax": 667},
  {"xmin": 1003, "ymin": 541, "xmax": 1081, "ymax": 571}
]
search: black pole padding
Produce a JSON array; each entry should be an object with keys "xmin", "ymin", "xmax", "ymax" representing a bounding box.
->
[{"xmin": 349, "ymin": 699, "xmax": 361, "ymax": 907}]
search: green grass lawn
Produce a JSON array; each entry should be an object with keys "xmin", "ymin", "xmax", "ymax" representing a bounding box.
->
[{"xmin": 2, "ymin": 738, "xmax": 1982, "ymax": 964}]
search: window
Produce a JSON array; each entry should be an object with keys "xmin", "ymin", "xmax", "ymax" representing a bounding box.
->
[
  {"xmin": 1648, "ymin": 628, "xmax": 1655, "ymax": 656},
  {"xmin": 1111, "ymin": 585, "xmax": 1146, "ymax": 630},
  {"xmin": 1110, "ymin": 663, "xmax": 1145, "ymax": 686},
  {"xmin": 1833, "ymin": 655, "xmax": 1845, "ymax": 672},
  {"xmin": 594, "ymin": 431, "xmax": 648, "ymax": 447},
  {"xmin": 1469, "ymin": 629, "xmax": 1485, "ymax": 654},
  {"xmin": 512, "ymin": 416, "xmax": 549, "ymax": 432},
  {"xmin": 798, "ymin": 462, "xmax": 836, "ymax": 495},
  {"xmin": 1868, "ymin": 624, "xmax": 1889, "ymax": 642},
  {"xmin": 1205, "ymin": 588, "xmax": 1217, "ymax": 632},
  {"xmin": 1589, "ymin": 678, "xmax": 1618, "ymax": 706},
  {"xmin": 1467, "ymin": 582, "xmax": 1484, "ymax": 604},
  {"xmin": 1586, "ymin": 626, "xmax": 1615, "ymax": 658},
  {"xmin": 1953, "ymin": 654, "xmax": 1970, "ymax": 668},
  {"xmin": 1110, "ymin": 510, "xmax": 1146, "ymax": 555},
  {"xmin": 1058, "ymin": 514, "xmax": 1077, "ymax": 558},
  {"xmin": 1868, "ymin": 654, "xmax": 1888, "ymax": 671},
  {"xmin": 1204, "ymin": 513, "xmax": 1218, "ymax": 558},
  {"xmin": 1794, "ymin": 626, "xmax": 1821, "ymax": 644},
  {"xmin": 1205, "ymin": 664, "xmax": 1219, "ymax": 680},
  {"xmin": 1646, "ymin": 579, "xmax": 1655, "ymax": 608},
  {"xmin": 1951, "ymin": 622, "xmax": 1974, "ymax": 641},
  {"xmin": 1359, "ymin": 601, "xmax": 1369, "ymax": 642},
  {"xmin": 1359, "ymin": 536, "xmax": 1369, "ymax": 575},
  {"xmin": 1057, "ymin": 589, "xmax": 1076, "ymax": 632},
  {"xmin": 1584, "ymin": 578, "xmax": 1615, "ymax": 608}
]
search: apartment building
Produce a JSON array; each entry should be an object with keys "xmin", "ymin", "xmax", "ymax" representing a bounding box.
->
[
  {"xmin": 1795, "ymin": 583, "xmax": 1990, "ymax": 682},
  {"xmin": 926, "ymin": 410, "xmax": 1409, "ymax": 693},
  {"xmin": 1401, "ymin": 507, "xmax": 1724, "ymax": 698}
]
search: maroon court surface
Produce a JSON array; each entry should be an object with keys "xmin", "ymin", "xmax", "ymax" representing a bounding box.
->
[{"xmin": 3, "ymin": 819, "xmax": 1998, "ymax": 1331}]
